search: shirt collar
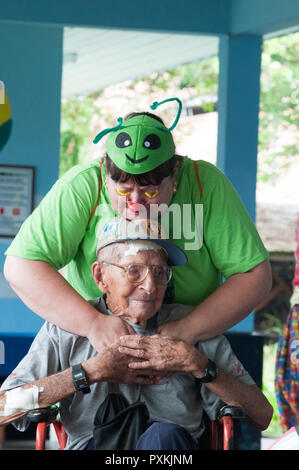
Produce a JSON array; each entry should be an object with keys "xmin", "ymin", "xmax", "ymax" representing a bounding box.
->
[{"xmin": 98, "ymin": 295, "xmax": 158, "ymax": 335}]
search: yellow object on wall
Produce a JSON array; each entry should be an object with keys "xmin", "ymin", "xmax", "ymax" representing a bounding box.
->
[{"xmin": 0, "ymin": 83, "xmax": 12, "ymax": 151}]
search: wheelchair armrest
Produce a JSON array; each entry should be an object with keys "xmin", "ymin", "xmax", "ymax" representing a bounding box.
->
[
  {"xmin": 217, "ymin": 405, "xmax": 246, "ymax": 420},
  {"xmin": 27, "ymin": 405, "xmax": 60, "ymax": 423}
]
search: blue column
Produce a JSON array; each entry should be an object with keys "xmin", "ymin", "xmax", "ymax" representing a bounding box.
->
[
  {"xmin": 0, "ymin": 22, "xmax": 63, "ymax": 340},
  {"xmin": 217, "ymin": 35, "xmax": 262, "ymax": 332},
  {"xmin": 217, "ymin": 34, "xmax": 262, "ymax": 222}
]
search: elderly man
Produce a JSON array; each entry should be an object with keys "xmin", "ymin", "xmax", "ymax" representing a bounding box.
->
[{"xmin": 0, "ymin": 218, "xmax": 272, "ymax": 450}]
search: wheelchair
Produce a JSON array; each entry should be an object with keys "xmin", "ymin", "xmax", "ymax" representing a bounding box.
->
[
  {"xmin": 27, "ymin": 404, "xmax": 245, "ymax": 450},
  {"xmin": 28, "ymin": 405, "xmax": 67, "ymax": 450}
]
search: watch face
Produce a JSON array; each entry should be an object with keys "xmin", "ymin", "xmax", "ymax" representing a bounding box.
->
[
  {"xmin": 72, "ymin": 364, "xmax": 91, "ymax": 394},
  {"xmin": 76, "ymin": 378, "xmax": 88, "ymax": 389}
]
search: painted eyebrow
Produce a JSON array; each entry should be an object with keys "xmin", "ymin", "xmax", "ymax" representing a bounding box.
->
[{"xmin": 118, "ymin": 183, "xmax": 159, "ymax": 190}]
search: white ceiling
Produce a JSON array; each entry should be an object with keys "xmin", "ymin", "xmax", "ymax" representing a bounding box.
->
[{"xmin": 62, "ymin": 27, "xmax": 219, "ymax": 97}]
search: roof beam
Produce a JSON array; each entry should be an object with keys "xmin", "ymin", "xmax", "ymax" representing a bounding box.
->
[
  {"xmin": 230, "ymin": 0, "xmax": 299, "ymax": 37},
  {"xmin": 0, "ymin": 0, "xmax": 230, "ymax": 35},
  {"xmin": 1, "ymin": 0, "xmax": 299, "ymax": 38}
]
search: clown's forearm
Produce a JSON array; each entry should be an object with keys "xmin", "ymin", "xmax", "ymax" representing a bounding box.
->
[
  {"xmin": 4, "ymin": 257, "xmax": 99, "ymax": 335},
  {"xmin": 158, "ymin": 259, "xmax": 272, "ymax": 343},
  {"xmin": 4, "ymin": 257, "xmax": 134, "ymax": 350}
]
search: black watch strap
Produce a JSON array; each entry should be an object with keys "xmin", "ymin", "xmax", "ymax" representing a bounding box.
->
[
  {"xmin": 72, "ymin": 363, "xmax": 91, "ymax": 394},
  {"xmin": 196, "ymin": 359, "xmax": 218, "ymax": 384}
]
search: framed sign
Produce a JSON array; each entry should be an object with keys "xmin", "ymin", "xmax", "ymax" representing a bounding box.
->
[{"xmin": 0, "ymin": 164, "xmax": 35, "ymax": 237}]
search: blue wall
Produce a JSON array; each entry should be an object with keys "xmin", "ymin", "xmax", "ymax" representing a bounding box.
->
[{"xmin": 0, "ymin": 22, "xmax": 63, "ymax": 340}]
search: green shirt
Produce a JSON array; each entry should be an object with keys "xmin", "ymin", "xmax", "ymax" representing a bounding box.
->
[{"xmin": 5, "ymin": 156, "xmax": 268, "ymax": 305}]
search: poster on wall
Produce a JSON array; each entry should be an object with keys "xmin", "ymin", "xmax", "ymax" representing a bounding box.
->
[{"xmin": 0, "ymin": 165, "xmax": 35, "ymax": 237}]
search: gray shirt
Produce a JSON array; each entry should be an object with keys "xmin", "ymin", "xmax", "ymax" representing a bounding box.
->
[{"xmin": 1, "ymin": 298, "xmax": 255, "ymax": 450}]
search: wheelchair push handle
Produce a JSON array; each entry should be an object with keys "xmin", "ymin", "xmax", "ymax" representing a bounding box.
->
[{"xmin": 217, "ymin": 405, "xmax": 246, "ymax": 420}]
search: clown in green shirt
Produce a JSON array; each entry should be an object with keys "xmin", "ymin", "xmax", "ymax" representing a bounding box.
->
[{"xmin": 4, "ymin": 98, "xmax": 271, "ymax": 350}]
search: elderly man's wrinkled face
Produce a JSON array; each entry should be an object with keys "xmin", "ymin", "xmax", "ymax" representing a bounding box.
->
[{"xmin": 92, "ymin": 242, "xmax": 169, "ymax": 326}]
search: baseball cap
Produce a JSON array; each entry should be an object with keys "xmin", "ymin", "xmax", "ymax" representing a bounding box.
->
[{"xmin": 97, "ymin": 217, "xmax": 187, "ymax": 266}]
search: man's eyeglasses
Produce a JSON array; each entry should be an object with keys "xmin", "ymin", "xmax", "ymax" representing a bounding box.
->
[{"xmin": 102, "ymin": 262, "xmax": 172, "ymax": 284}]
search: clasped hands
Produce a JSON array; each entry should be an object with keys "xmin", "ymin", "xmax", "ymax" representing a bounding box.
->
[
  {"xmin": 117, "ymin": 334, "xmax": 207, "ymax": 384},
  {"xmin": 87, "ymin": 315, "xmax": 207, "ymax": 385}
]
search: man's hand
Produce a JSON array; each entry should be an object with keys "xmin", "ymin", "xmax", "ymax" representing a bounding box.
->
[
  {"xmin": 118, "ymin": 334, "xmax": 207, "ymax": 374},
  {"xmin": 84, "ymin": 340, "xmax": 167, "ymax": 386}
]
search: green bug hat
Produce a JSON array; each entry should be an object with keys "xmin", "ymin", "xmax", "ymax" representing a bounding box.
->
[{"xmin": 93, "ymin": 97, "xmax": 182, "ymax": 175}]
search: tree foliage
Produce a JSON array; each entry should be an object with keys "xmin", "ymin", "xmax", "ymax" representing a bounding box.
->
[
  {"xmin": 258, "ymin": 32, "xmax": 299, "ymax": 182},
  {"xmin": 60, "ymin": 94, "xmax": 102, "ymax": 176}
]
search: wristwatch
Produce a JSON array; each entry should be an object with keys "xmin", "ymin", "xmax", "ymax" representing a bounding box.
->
[
  {"xmin": 196, "ymin": 359, "xmax": 218, "ymax": 384},
  {"xmin": 72, "ymin": 363, "xmax": 91, "ymax": 394}
]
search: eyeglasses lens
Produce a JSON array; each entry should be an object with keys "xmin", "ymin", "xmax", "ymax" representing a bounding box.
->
[{"xmin": 127, "ymin": 265, "xmax": 171, "ymax": 284}]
